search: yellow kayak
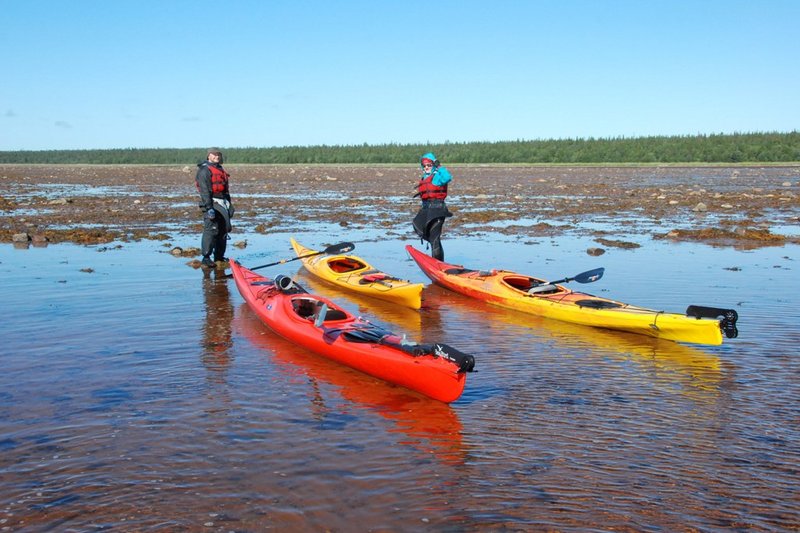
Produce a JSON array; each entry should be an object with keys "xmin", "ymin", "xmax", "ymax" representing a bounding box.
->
[
  {"xmin": 290, "ymin": 238, "xmax": 423, "ymax": 309},
  {"xmin": 407, "ymin": 245, "xmax": 739, "ymax": 345}
]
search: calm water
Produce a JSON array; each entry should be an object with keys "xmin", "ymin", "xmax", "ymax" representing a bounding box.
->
[{"xmin": 1, "ymin": 231, "xmax": 798, "ymax": 531}]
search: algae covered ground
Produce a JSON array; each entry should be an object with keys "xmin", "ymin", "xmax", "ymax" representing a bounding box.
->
[{"xmin": 1, "ymin": 164, "xmax": 798, "ymax": 251}]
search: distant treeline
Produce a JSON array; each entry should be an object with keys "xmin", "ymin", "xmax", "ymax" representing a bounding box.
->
[{"xmin": 1, "ymin": 131, "xmax": 798, "ymax": 165}]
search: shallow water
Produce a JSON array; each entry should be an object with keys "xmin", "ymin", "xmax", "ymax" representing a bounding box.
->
[{"xmin": 1, "ymin": 232, "xmax": 798, "ymax": 531}]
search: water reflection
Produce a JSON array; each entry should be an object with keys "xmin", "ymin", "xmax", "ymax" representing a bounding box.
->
[
  {"xmin": 421, "ymin": 284, "xmax": 728, "ymax": 396},
  {"xmin": 201, "ymin": 269, "xmax": 234, "ymax": 382},
  {"xmin": 233, "ymin": 304, "xmax": 466, "ymax": 465}
]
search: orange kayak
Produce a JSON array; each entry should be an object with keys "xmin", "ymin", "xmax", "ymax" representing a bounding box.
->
[
  {"xmin": 406, "ymin": 245, "xmax": 738, "ymax": 345},
  {"xmin": 230, "ymin": 259, "xmax": 474, "ymax": 402}
]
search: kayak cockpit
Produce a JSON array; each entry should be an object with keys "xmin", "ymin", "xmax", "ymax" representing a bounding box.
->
[
  {"xmin": 502, "ymin": 275, "xmax": 565, "ymax": 296},
  {"xmin": 327, "ymin": 257, "xmax": 367, "ymax": 273},
  {"xmin": 291, "ymin": 296, "xmax": 349, "ymax": 322}
]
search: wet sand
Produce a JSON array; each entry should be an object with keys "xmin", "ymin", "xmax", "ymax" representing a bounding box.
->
[{"xmin": 2, "ymin": 164, "xmax": 799, "ymax": 250}]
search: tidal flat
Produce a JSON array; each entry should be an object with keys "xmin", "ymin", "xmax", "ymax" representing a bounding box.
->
[{"xmin": 1, "ymin": 165, "xmax": 798, "ymax": 531}]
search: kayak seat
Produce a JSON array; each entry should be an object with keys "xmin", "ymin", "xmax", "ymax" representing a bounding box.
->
[{"xmin": 576, "ymin": 300, "xmax": 623, "ymax": 309}]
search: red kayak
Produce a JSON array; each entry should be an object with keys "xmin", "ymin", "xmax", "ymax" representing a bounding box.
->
[{"xmin": 230, "ymin": 260, "xmax": 474, "ymax": 403}]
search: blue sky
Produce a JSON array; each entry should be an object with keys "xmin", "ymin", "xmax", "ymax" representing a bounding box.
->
[{"xmin": 3, "ymin": 0, "xmax": 798, "ymax": 151}]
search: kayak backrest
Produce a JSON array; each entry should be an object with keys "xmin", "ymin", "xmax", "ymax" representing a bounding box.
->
[{"xmin": 528, "ymin": 284, "xmax": 557, "ymax": 294}]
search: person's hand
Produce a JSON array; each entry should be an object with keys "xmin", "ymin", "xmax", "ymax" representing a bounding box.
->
[{"xmin": 206, "ymin": 209, "xmax": 216, "ymax": 220}]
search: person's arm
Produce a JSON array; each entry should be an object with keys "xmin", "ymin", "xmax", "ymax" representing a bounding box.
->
[
  {"xmin": 432, "ymin": 166, "xmax": 452, "ymax": 186},
  {"xmin": 195, "ymin": 166, "xmax": 214, "ymax": 212}
]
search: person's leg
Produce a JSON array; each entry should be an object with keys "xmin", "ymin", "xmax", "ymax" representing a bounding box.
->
[
  {"xmin": 201, "ymin": 216, "xmax": 218, "ymax": 266},
  {"xmin": 214, "ymin": 230, "xmax": 228, "ymax": 262},
  {"xmin": 427, "ymin": 217, "xmax": 445, "ymax": 260}
]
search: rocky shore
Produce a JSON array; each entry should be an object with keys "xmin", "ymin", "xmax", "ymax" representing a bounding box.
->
[{"xmin": 1, "ymin": 164, "xmax": 798, "ymax": 251}]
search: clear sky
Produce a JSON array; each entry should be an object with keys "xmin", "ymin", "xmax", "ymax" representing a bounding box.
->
[{"xmin": 3, "ymin": 0, "xmax": 798, "ymax": 151}]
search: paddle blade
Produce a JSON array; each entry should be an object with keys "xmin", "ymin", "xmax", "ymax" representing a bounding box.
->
[
  {"xmin": 574, "ymin": 267, "xmax": 604, "ymax": 284},
  {"xmin": 546, "ymin": 267, "xmax": 604, "ymax": 286},
  {"xmin": 323, "ymin": 242, "xmax": 355, "ymax": 255}
]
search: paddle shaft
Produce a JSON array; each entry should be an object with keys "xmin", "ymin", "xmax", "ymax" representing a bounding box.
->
[
  {"xmin": 251, "ymin": 250, "xmax": 325, "ymax": 271},
  {"xmin": 224, "ymin": 241, "xmax": 354, "ymax": 278}
]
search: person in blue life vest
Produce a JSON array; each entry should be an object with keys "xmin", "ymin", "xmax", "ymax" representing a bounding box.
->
[
  {"xmin": 412, "ymin": 152, "xmax": 453, "ymax": 261},
  {"xmin": 195, "ymin": 148, "xmax": 234, "ymax": 268}
]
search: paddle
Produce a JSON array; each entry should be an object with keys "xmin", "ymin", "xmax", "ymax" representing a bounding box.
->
[
  {"xmin": 539, "ymin": 267, "xmax": 605, "ymax": 286},
  {"xmin": 224, "ymin": 241, "xmax": 355, "ymax": 278}
]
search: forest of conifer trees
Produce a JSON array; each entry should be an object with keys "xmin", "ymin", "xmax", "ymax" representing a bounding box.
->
[{"xmin": 1, "ymin": 131, "xmax": 797, "ymax": 165}]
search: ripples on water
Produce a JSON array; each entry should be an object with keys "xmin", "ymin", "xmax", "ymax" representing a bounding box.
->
[{"xmin": 1, "ymin": 234, "xmax": 798, "ymax": 531}]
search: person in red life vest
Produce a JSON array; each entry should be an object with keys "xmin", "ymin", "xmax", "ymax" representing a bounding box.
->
[
  {"xmin": 196, "ymin": 148, "xmax": 235, "ymax": 268},
  {"xmin": 412, "ymin": 152, "xmax": 453, "ymax": 260}
]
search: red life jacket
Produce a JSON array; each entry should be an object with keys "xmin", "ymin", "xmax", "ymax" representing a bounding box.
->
[
  {"xmin": 196, "ymin": 162, "xmax": 230, "ymax": 197},
  {"xmin": 418, "ymin": 173, "xmax": 448, "ymax": 200},
  {"xmin": 207, "ymin": 164, "xmax": 230, "ymax": 196}
]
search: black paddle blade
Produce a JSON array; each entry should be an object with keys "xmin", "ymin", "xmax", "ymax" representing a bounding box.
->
[
  {"xmin": 325, "ymin": 242, "xmax": 355, "ymax": 255},
  {"xmin": 547, "ymin": 267, "xmax": 605, "ymax": 286},
  {"xmin": 574, "ymin": 267, "xmax": 604, "ymax": 284}
]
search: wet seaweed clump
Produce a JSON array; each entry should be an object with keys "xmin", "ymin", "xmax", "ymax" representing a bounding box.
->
[
  {"xmin": 656, "ymin": 226, "xmax": 798, "ymax": 248},
  {"xmin": 594, "ymin": 238, "xmax": 641, "ymax": 249},
  {"xmin": 27, "ymin": 228, "xmax": 124, "ymax": 245},
  {"xmin": 0, "ymin": 196, "xmax": 16, "ymax": 210}
]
